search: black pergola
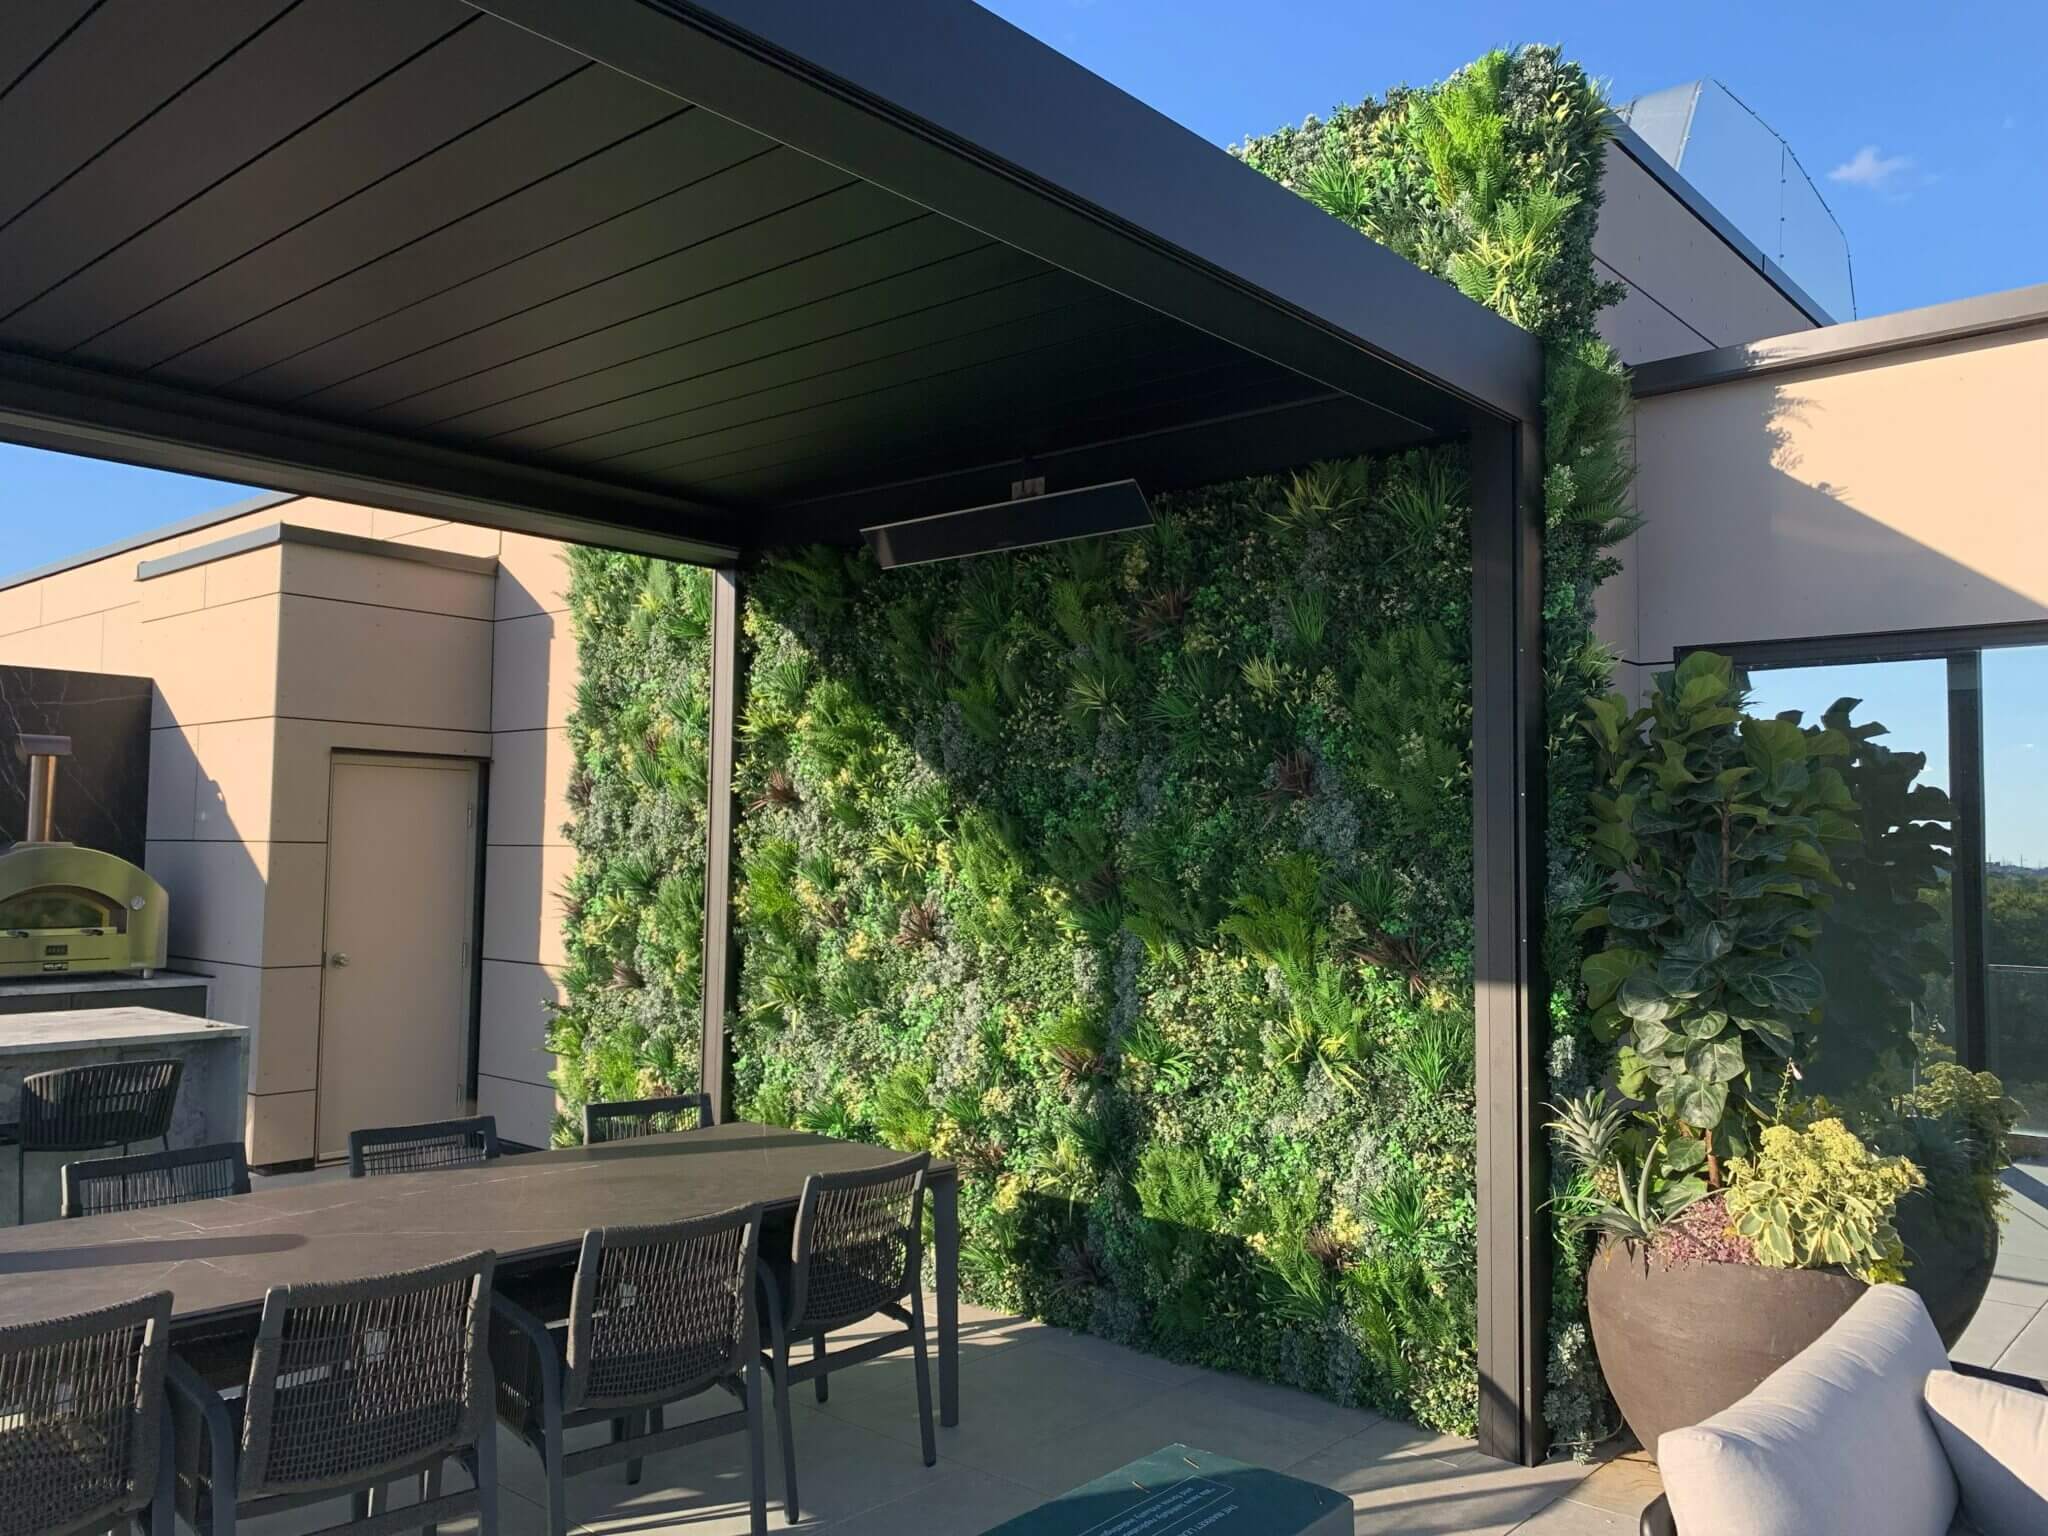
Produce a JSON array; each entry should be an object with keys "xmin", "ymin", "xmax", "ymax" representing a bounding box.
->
[{"xmin": 0, "ymin": 0, "xmax": 1551, "ymax": 1465}]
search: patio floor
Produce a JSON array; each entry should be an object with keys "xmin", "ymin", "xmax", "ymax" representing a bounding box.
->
[
  {"xmin": 1949, "ymin": 1153, "xmax": 2048, "ymax": 1374},
  {"xmin": 219, "ymin": 1284, "xmax": 1648, "ymax": 1536}
]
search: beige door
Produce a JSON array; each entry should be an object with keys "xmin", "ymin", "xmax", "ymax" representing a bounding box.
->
[{"xmin": 315, "ymin": 755, "xmax": 481, "ymax": 1162}]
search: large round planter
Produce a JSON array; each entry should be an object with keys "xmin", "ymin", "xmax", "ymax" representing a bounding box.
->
[
  {"xmin": 1587, "ymin": 1237, "xmax": 1864, "ymax": 1461},
  {"xmin": 1898, "ymin": 1194, "xmax": 1999, "ymax": 1349}
]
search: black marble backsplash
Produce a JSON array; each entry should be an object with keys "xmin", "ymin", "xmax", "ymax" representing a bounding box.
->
[{"xmin": 0, "ymin": 667, "xmax": 152, "ymax": 863}]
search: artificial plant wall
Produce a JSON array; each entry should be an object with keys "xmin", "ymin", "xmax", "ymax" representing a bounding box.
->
[{"xmin": 554, "ymin": 46, "xmax": 1632, "ymax": 1443}]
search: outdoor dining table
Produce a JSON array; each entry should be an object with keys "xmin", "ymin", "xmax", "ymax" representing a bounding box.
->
[{"xmin": 0, "ymin": 1121, "xmax": 962, "ymax": 1425}]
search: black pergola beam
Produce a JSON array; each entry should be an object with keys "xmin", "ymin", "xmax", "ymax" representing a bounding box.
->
[
  {"xmin": 1470, "ymin": 415, "xmax": 1550, "ymax": 1466},
  {"xmin": 0, "ymin": 349, "xmax": 742, "ymax": 565},
  {"xmin": 465, "ymin": 0, "xmax": 1544, "ymax": 433}
]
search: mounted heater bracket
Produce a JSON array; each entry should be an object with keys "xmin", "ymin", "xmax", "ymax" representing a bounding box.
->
[{"xmin": 861, "ymin": 478, "xmax": 1153, "ymax": 569}]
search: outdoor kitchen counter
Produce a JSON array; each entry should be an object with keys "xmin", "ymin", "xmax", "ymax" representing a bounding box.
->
[{"xmin": 0, "ymin": 1004, "xmax": 250, "ymax": 1222}]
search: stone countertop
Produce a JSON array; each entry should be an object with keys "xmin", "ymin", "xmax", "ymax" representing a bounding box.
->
[
  {"xmin": 0, "ymin": 971, "xmax": 211, "ymax": 1000},
  {"xmin": 0, "ymin": 1005, "xmax": 248, "ymax": 1057}
]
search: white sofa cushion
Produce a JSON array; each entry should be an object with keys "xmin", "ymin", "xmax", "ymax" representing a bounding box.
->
[
  {"xmin": 1924, "ymin": 1368, "xmax": 2048, "ymax": 1536},
  {"xmin": 1659, "ymin": 1284, "xmax": 1958, "ymax": 1536}
]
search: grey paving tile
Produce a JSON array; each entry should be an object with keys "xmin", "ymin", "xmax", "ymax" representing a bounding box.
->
[
  {"xmin": 1951, "ymin": 1297, "xmax": 2037, "ymax": 1369},
  {"xmin": 825, "ymin": 1461, "xmax": 1044, "ymax": 1536},
  {"xmin": 1023, "ymin": 1326, "xmax": 1209, "ymax": 1386},
  {"xmin": 1553, "ymin": 1452, "xmax": 1662, "ymax": 1516},
  {"xmin": 1995, "ymin": 1301, "xmax": 2048, "ymax": 1378},
  {"xmin": 1509, "ymin": 1497, "xmax": 1635, "ymax": 1533}
]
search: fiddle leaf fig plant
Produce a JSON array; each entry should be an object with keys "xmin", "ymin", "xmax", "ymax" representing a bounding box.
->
[{"xmin": 1579, "ymin": 651, "xmax": 1860, "ymax": 1173}]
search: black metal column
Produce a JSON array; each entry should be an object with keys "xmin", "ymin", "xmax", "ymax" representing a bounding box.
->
[
  {"xmin": 1948, "ymin": 651, "xmax": 1988, "ymax": 1070},
  {"xmin": 1469, "ymin": 415, "xmax": 1550, "ymax": 1467},
  {"xmin": 700, "ymin": 565, "xmax": 744, "ymax": 1123}
]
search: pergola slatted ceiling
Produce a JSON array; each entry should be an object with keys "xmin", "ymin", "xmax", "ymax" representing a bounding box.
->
[{"xmin": 0, "ymin": 0, "xmax": 1539, "ymax": 560}]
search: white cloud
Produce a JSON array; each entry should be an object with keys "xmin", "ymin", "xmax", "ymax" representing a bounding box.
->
[{"xmin": 1828, "ymin": 145, "xmax": 1913, "ymax": 191}]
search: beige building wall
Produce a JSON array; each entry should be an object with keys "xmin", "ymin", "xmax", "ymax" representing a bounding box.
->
[
  {"xmin": 1607, "ymin": 314, "xmax": 2048, "ymax": 686},
  {"xmin": 1593, "ymin": 141, "xmax": 1819, "ymax": 366},
  {"xmin": 0, "ymin": 499, "xmax": 579, "ymax": 1159}
]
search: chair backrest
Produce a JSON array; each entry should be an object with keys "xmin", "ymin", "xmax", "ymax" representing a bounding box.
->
[
  {"xmin": 787, "ymin": 1154, "xmax": 928, "ymax": 1335},
  {"xmin": 346, "ymin": 1116, "xmax": 499, "ymax": 1178},
  {"xmin": 238, "ymin": 1251, "xmax": 494, "ymax": 1502},
  {"xmin": 582, "ymin": 1093, "xmax": 715, "ymax": 1146},
  {"xmin": 20, "ymin": 1059, "xmax": 183, "ymax": 1152},
  {"xmin": 62, "ymin": 1141, "xmax": 251, "ymax": 1219},
  {"xmin": 564, "ymin": 1205, "xmax": 760, "ymax": 1414},
  {"xmin": 0, "ymin": 1290, "xmax": 171, "ymax": 1536}
]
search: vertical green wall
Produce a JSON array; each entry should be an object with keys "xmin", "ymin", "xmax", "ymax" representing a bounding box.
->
[{"xmin": 554, "ymin": 45, "xmax": 1632, "ymax": 1444}]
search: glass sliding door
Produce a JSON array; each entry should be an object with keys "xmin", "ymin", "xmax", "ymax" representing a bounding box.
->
[
  {"xmin": 1744, "ymin": 658, "xmax": 1957, "ymax": 1097},
  {"xmin": 1981, "ymin": 645, "xmax": 2048, "ymax": 1134}
]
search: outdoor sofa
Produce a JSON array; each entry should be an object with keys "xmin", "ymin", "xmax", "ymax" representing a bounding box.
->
[{"xmin": 1641, "ymin": 1285, "xmax": 2047, "ymax": 1536}]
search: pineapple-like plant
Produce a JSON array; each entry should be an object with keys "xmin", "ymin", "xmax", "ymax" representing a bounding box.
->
[{"xmin": 1546, "ymin": 1088, "xmax": 1708, "ymax": 1242}]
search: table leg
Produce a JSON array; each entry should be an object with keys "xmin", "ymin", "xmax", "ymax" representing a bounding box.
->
[{"xmin": 934, "ymin": 1169, "xmax": 958, "ymax": 1427}]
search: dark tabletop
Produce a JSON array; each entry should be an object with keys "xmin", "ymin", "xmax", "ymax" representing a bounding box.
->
[{"xmin": 0, "ymin": 1122, "xmax": 953, "ymax": 1328}]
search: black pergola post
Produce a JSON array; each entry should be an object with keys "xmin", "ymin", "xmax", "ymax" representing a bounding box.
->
[
  {"xmin": 699, "ymin": 565, "xmax": 744, "ymax": 1124},
  {"xmin": 1469, "ymin": 416, "xmax": 1551, "ymax": 1467}
]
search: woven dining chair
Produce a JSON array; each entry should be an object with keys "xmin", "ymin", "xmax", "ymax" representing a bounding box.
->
[
  {"xmin": 346, "ymin": 1116, "xmax": 499, "ymax": 1178},
  {"xmin": 581, "ymin": 1093, "xmax": 715, "ymax": 1146},
  {"xmin": 166, "ymin": 1251, "xmax": 499, "ymax": 1536},
  {"xmin": 492, "ymin": 1206, "xmax": 767, "ymax": 1536},
  {"xmin": 758, "ymin": 1154, "xmax": 932, "ymax": 1524},
  {"xmin": 8, "ymin": 1059, "xmax": 183, "ymax": 1224},
  {"xmin": 62, "ymin": 1142, "xmax": 251, "ymax": 1219},
  {"xmin": 0, "ymin": 1290, "xmax": 174, "ymax": 1536}
]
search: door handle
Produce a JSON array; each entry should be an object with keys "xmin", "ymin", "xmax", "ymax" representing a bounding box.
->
[{"xmin": 328, "ymin": 952, "xmax": 350, "ymax": 968}]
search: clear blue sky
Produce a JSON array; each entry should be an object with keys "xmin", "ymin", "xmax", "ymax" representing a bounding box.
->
[{"xmin": 4, "ymin": 0, "xmax": 2043, "ymax": 575}]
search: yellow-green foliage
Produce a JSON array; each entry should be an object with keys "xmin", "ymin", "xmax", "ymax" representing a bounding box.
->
[{"xmin": 1725, "ymin": 1120, "xmax": 1926, "ymax": 1283}]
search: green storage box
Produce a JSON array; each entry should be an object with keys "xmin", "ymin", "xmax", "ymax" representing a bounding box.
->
[{"xmin": 980, "ymin": 1443, "xmax": 1350, "ymax": 1536}]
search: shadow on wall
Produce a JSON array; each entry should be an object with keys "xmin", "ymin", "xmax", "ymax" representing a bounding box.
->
[{"xmin": 1616, "ymin": 339, "xmax": 2048, "ymax": 687}]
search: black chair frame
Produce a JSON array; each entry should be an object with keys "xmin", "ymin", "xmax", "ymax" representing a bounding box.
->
[
  {"xmin": 165, "ymin": 1252, "xmax": 500, "ymax": 1536},
  {"xmin": 1639, "ymin": 1360, "xmax": 2048, "ymax": 1534},
  {"xmin": 759, "ymin": 1154, "xmax": 934, "ymax": 1524},
  {"xmin": 10, "ymin": 1059, "xmax": 183, "ymax": 1224},
  {"xmin": 581, "ymin": 1093, "xmax": 715, "ymax": 1145},
  {"xmin": 491, "ymin": 1205, "xmax": 768, "ymax": 1536},
  {"xmin": 62, "ymin": 1141, "xmax": 251, "ymax": 1219},
  {"xmin": 347, "ymin": 1116, "xmax": 499, "ymax": 1178}
]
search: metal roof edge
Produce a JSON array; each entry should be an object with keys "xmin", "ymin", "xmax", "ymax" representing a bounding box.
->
[
  {"xmin": 1630, "ymin": 281, "xmax": 2048, "ymax": 397},
  {"xmin": 135, "ymin": 521, "xmax": 501, "ymax": 583},
  {"xmin": 0, "ymin": 490, "xmax": 300, "ymax": 593}
]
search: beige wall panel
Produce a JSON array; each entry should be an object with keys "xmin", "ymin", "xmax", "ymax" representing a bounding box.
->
[
  {"xmin": 388, "ymin": 521, "xmax": 503, "ymax": 559},
  {"xmin": 0, "ymin": 612, "xmax": 105, "ymax": 670},
  {"xmin": 1594, "ymin": 147, "xmax": 1816, "ymax": 354},
  {"xmin": 36, "ymin": 557, "xmax": 140, "ymax": 624},
  {"xmin": 370, "ymin": 510, "xmax": 450, "ymax": 541},
  {"xmin": 1629, "ymin": 327, "xmax": 2048, "ymax": 659},
  {"xmin": 478, "ymin": 959, "xmax": 563, "ymax": 1087},
  {"xmin": 280, "ymin": 541, "xmax": 496, "ymax": 620},
  {"xmin": 138, "ymin": 564, "xmax": 207, "ymax": 622},
  {"xmin": 490, "ymin": 610, "xmax": 575, "ymax": 732},
  {"xmin": 200, "ymin": 545, "xmax": 284, "ymax": 608},
  {"xmin": 479, "ymin": 1073, "xmax": 557, "ymax": 1148},
  {"xmin": 101, "ymin": 606, "xmax": 142, "ymax": 674},
  {"xmin": 191, "ymin": 718, "xmax": 282, "ymax": 843},
  {"xmin": 172, "ymin": 960, "xmax": 320, "ymax": 1096},
  {"xmin": 246, "ymin": 1090, "xmax": 316, "ymax": 1165},
  {"xmin": 481, "ymin": 843, "xmax": 573, "ymax": 968},
  {"xmin": 144, "ymin": 596, "xmax": 281, "ymax": 728},
  {"xmin": 487, "ymin": 727, "xmax": 573, "ymax": 849},
  {"xmin": 494, "ymin": 534, "xmax": 571, "ymax": 620},
  {"xmin": 274, "ymin": 595, "xmax": 492, "ymax": 733},
  {"xmin": 146, "ymin": 725, "xmax": 200, "ymax": 841},
  {"xmin": 0, "ymin": 583, "xmax": 41, "ymax": 636},
  {"xmin": 153, "ymin": 840, "xmax": 270, "ymax": 968},
  {"xmin": 260, "ymin": 841, "xmax": 328, "ymax": 969}
]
